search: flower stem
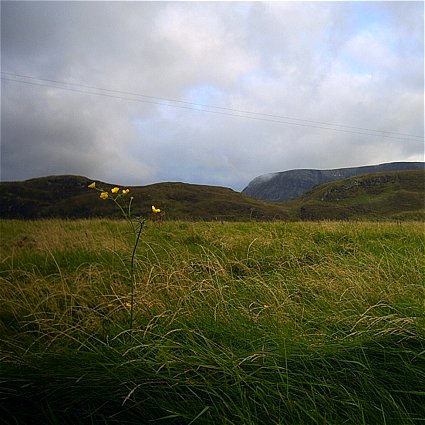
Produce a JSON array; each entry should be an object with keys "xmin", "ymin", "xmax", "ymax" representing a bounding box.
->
[{"xmin": 129, "ymin": 219, "xmax": 145, "ymax": 335}]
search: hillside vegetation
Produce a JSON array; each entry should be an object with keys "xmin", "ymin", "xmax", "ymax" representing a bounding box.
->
[
  {"xmin": 0, "ymin": 219, "xmax": 424, "ymax": 424},
  {"xmin": 0, "ymin": 170, "xmax": 424, "ymax": 221},
  {"xmin": 290, "ymin": 169, "xmax": 425, "ymax": 221}
]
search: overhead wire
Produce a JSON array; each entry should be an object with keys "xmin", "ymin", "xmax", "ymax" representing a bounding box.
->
[{"xmin": 1, "ymin": 71, "xmax": 424, "ymax": 142}]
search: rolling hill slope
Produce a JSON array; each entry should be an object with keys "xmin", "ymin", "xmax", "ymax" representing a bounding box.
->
[
  {"xmin": 0, "ymin": 170, "xmax": 424, "ymax": 221},
  {"xmin": 0, "ymin": 175, "xmax": 291, "ymax": 221},
  {"xmin": 290, "ymin": 169, "xmax": 425, "ymax": 220}
]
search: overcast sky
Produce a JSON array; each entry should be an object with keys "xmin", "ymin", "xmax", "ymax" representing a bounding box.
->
[{"xmin": 1, "ymin": 1, "xmax": 424, "ymax": 191}]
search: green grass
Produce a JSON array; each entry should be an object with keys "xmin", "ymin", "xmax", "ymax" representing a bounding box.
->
[{"xmin": 1, "ymin": 219, "xmax": 424, "ymax": 424}]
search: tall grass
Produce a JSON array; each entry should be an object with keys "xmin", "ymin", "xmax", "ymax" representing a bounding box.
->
[{"xmin": 0, "ymin": 219, "xmax": 424, "ymax": 424}]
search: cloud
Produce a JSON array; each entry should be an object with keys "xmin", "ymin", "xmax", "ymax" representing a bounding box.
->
[{"xmin": 1, "ymin": 1, "xmax": 423, "ymax": 190}]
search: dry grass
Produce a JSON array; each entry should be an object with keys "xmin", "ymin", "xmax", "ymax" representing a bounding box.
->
[{"xmin": 0, "ymin": 219, "xmax": 424, "ymax": 424}]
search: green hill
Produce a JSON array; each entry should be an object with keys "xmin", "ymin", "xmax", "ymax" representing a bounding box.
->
[
  {"xmin": 291, "ymin": 169, "xmax": 425, "ymax": 221},
  {"xmin": 0, "ymin": 170, "xmax": 424, "ymax": 221}
]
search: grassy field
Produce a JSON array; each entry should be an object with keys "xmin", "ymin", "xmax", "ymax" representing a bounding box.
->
[{"xmin": 0, "ymin": 219, "xmax": 424, "ymax": 424}]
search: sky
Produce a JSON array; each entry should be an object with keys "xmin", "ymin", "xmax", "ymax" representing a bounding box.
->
[{"xmin": 1, "ymin": 1, "xmax": 424, "ymax": 191}]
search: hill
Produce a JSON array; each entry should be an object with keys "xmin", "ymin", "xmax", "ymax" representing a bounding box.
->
[
  {"xmin": 242, "ymin": 162, "xmax": 425, "ymax": 201},
  {"xmin": 0, "ymin": 170, "xmax": 424, "ymax": 221},
  {"xmin": 0, "ymin": 175, "xmax": 291, "ymax": 221},
  {"xmin": 290, "ymin": 169, "xmax": 425, "ymax": 220}
]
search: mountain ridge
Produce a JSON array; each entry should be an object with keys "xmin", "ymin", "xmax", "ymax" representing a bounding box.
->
[
  {"xmin": 0, "ymin": 168, "xmax": 424, "ymax": 221},
  {"xmin": 242, "ymin": 161, "xmax": 425, "ymax": 201}
]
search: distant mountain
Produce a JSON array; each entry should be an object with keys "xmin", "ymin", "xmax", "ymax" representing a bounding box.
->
[{"xmin": 242, "ymin": 162, "xmax": 425, "ymax": 201}]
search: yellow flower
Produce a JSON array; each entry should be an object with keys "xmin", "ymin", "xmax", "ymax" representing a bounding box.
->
[
  {"xmin": 122, "ymin": 189, "xmax": 130, "ymax": 195},
  {"xmin": 151, "ymin": 205, "xmax": 161, "ymax": 214},
  {"xmin": 111, "ymin": 187, "xmax": 120, "ymax": 194},
  {"xmin": 125, "ymin": 302, "xmax": 132, "ymax": 309},
  {"xmin": 88, "ymin": 182, "xmax": 96, "ymax": 189},
  {"xmin": 100, "ymin": 191, "xmax": 109, "ymax": 200}
]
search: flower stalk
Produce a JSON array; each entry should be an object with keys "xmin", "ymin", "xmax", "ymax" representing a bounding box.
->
[
  {"xmin": 129, "ymin": 219, "xmax": 144, "ymax": 332},
  {"xmin": 88, "ymin": 181, "xmax": 156, "ymax": 336}
]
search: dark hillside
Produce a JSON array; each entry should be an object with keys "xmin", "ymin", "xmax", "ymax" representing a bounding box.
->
[{"xmin": 0, "ymin": 176, "xmax": 291, "ymax": 221}]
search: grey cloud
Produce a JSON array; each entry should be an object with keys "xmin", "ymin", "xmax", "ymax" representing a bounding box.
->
[{"xmin": 1, "ymin": 1, "xmax": 423, "ymax": 190}]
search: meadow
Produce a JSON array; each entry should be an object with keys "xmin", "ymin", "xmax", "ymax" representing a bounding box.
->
[{"xmin": 0, "ymin": 219, "xmax": 424, "ymax": 424}]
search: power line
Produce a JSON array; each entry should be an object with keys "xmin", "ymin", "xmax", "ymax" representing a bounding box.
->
[
  {"xmin": 4, "ymin": 71, "xmax": 422, "ymax": 140},
  {"xmin": 2, "ymin": 71, "xmax": 424, "ymax": 142}
]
